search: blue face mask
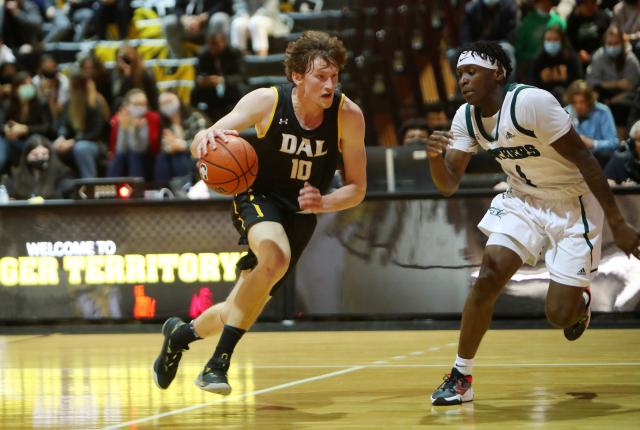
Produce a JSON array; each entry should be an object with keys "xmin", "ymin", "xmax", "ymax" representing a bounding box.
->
[
  {"xmin": 605, "ymin": 45, "xmax": 622, "ymax": 58},
  {"xmin": 544, "ymin": 41, "xmax": 561, "ymax": 56}
]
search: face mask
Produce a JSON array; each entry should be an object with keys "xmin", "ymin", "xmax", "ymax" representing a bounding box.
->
[
  {"xmin": 128, "ymin": 105, "xmax": 147, "ymax": 118},
  {"xmin": 160, "ymin": 101, "xmax": 180, "ymax": 117},
  {"xmin": 605, "ymin": 45, "xmax": 622, "ymax": 58},
  {"xmin": 544, "ymin": 41, "xmax": 562, "ymax": 56},
  {"xmin": 483, "ymin": 0, "xmax": 500, "ymax": 6},
  {"xmin": 27, "ymin": 159, "xmax": 49, "ymax": 170},
  {"xmin": 18, "ymin": 84, "xmax": 36, "ymax": 101}
]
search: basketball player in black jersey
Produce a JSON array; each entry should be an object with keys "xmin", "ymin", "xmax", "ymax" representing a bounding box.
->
[{"xmin": 152, "ymin": 31, "xmax": 367, "ymax": 394}]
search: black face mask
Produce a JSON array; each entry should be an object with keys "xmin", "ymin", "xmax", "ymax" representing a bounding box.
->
[
  {"xmin": 27, "ymin": 159, "xmax": 49, "ymax": 170},
  {"xmin": 42, "ymin": 70, "xmax": 57, "ymax": 79},
  {"xmin": 0, "ymin": 75, "xmax": 11, "ymax": 85}
]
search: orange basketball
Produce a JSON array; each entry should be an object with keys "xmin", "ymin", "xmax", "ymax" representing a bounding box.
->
[{"xmin": 197, "ymin": 135, "xmax": 258, "ymax": 195}]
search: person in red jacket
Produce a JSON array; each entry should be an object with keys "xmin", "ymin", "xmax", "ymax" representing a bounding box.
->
[{"xmin": 107, "ymin": 89, "xmax": 160, "ymax": 179}]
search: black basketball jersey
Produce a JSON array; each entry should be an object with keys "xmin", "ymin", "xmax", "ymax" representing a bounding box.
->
[{"xmin": 250, "ymin": 83, "xmax": 344, "ymax": 211}]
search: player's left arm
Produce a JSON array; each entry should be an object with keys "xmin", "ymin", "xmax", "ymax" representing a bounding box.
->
[
  {"xmin": 552, "ymin": 128, "xmax": 640, "ymax": 259},
  {"xmin": 298, "ymin": 97, "xmax": 366, "ymax": 213}
]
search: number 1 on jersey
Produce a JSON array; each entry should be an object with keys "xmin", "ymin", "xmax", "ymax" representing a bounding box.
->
[{"xmin": 290, "ymin": 159, "xmax": 312, "ymax": 180}]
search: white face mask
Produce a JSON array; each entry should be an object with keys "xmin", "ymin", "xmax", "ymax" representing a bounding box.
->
[
  {"xmin": 160, "ymin": 101, "xmax": 180, "ymax": 117},
  {"xmin": 128, "ymin": 105, "xmax": 147, "ymax": 118}
]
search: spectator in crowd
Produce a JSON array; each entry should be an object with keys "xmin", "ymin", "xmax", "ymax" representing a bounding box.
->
[
  {"xmin": 107, "ymin": 89, "xmax": 160, "ymax": 179},
  {"xmin": 230, "ymin": 0, "xmax": 292, "ymax": 56},
  {"xmin": 79, "ymin": 51, "xmax": 113, "ymax": 108},
  {"xmin": 566, "ymin": 0, "xmax": 611, "ymax": 65},
  {"xmin": 586, "ymin": 25, "xmax": 640, "ymax": 126},
  {"xmin": 613, "ymin": 0, "xmax": 640, "ymax": 58},
  {"xmin": 54, "ymin": 69, "xmax": 110, "ymax": 178},
  {"xmin": 564, "ymin": 79, "xmax": 619, "ymax": 166},
  {"xmin": 156, "ymin": 91, "xmax": 208, "ymax": 183},
  {"xmin": 92, "ymin": 0, "xmax": 132, "ymax": 40},
  {"xmin": 32, "ymin": 55, "xmax": 70, "ymax": 122},
  {"xmin": 0, "ymin": 61, "xmax": 17, "ymax": 104},
  {"xmin": 111, "ymin": 44, "xmax": 158, "ymax": 111},
  {"xmin": 533, "ymin": 25, "xmax": 582, "ymax": 102},
  {"xmin": 515, "ymin": 0, "xmax": 565, "ymax": 82},
  {"xmin": 192, "ymin": 28, "xmax": 243, "ymax": 122},
  {"xmin": 459, "ymin": 0, "xmax": 519, "ymax": 80},
  {"xmin": 0, "ymin": 72, "xmax": 54, "ymax": 173},
  {"xmin": 42, "ymin": 0, "xmax": 96, "ymax": 43},
  {"xmin": 1, "ymin": 0, "xmax": 42, "ymax": 52},
  {"xmin": 399, "ymin": 117, "xmax": 430, "ymax": 147},
  {"xmin": 605, "ymin": 119, "xmax": 640, "ymax": 185},
  {"xmin": 425, "ymin": 103, "xmax": 450, "ymax": 132},
  {"xmin": 5, "ymin": 134, "xmax": 72, "ymax": 199},
  {"xmin": 163, "ymin": 0, "xmax": 232, "ymax": 58}
]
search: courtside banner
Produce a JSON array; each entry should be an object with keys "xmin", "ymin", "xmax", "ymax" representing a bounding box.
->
[
  {"xmin": 0, "ymin": 193, "xmax": 638, "ymax": 321},
  {"xmin": 0, "ymin": 200, "xmax": 292, "ymax": 321},
  {"xmin": 295, "ymin": 194, "xmax": 640, "ymax": 317}
]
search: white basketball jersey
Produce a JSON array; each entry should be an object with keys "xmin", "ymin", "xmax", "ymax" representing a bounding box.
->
[{"xmin": 449, "ymin": 84, "xmax": 589, "ymax": 199}]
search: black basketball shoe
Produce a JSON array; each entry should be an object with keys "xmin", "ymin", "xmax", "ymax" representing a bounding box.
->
[
  {"xmin": 153, "ymin": 317, "xmax": 189, "ymax": 389},
  {"xmin": 195, "ymin": 355, "xmax": 232, "ymax": 395},
  {"xmin": 564, "ymin": 287, "xmax": 591, "ymax": 341},
  {"xmin": 431, "ymin": 367, "xmax": 474, "ymax": 406}
]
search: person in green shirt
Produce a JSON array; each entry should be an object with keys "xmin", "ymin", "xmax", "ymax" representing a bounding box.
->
[{"xmin": 516, "ymin": 0, "xmax": 566, "ymax": 82}]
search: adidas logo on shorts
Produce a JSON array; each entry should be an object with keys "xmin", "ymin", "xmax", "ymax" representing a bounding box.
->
[{"xmin": 577, "ymin": 268, "xmax": 587, "ymax": 275}]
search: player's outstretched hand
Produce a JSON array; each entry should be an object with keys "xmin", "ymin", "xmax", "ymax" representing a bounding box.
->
[
  {"xmin": 611, "ymin": 221, "xmax": 640, "ymax": 259},
  {"xmin": 298, "ymin": 182, "xmax": 323, "ymax": 213},
  {"xmin": 426, "ymin": 130, "xmax": 452, "ymax": 158},
  {"xmin": 196, "ymin": 129, "xmax": 239, "ymax": 158}
]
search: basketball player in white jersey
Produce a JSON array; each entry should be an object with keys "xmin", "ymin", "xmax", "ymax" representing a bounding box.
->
[{"xmin": 427, "ymin": 41, "xmax": 640, "ymax": 406}]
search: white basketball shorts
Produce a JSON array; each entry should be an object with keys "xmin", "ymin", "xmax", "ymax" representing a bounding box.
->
[{"xmin": 478, "ymin": 190, "xmax": 603, "ymax": 287}]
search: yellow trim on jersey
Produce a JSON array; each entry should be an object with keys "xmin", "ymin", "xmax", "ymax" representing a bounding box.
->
[
  {"xmin": 256, "ymin": 86, "xmax": 279, "ymax": 139},
  {"xmin": 337, "ymin": 94, "xmax": 346, "ymax": 153},
  {"xmin": 253, "ymin": 204, "xmax": 264, "ymax": 218}
]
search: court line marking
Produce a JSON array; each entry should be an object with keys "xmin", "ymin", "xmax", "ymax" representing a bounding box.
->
[
  {"xmin": 229, "ymin": 362, "xmax": 640, "ymax": 369},
  {"xmin": 100, "ymin": 365, "xmax": 367, "ymax": 430}
]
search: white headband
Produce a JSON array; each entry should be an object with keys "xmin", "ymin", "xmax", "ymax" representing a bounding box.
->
[{"xmin": 457, "ymin": 51, "xmax": 504, "ymax": 75}]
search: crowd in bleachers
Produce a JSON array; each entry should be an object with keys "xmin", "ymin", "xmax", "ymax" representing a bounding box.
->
[{"xmin": 0, "ymin": 0, "xmax": 639, "ymax": 201}]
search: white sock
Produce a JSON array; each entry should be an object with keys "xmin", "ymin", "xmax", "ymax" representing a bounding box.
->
[{"xmin": 454, "ymin": 355, "xmax": 474, "ymax": 376}]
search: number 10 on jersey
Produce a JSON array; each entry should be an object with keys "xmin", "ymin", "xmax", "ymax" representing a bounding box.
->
[{"xmin": 290, "ymin": 159, "xmax": 312, "ymax": 180}]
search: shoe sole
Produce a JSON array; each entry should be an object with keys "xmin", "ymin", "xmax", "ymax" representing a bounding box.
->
[
  {"xmin": 564, "ymin": 306, "xmax": 591, "ymax": 341},
  {"xmin": 195, "ymin": 377, "xmax": 232, "ymax": 395},
  {"xmin": 431, "ymin": 388, "xmax": 474, "ymax": 406},
  {"xmin": 152, "ymin": 317, "xmax": 185, "ymax": 390}
]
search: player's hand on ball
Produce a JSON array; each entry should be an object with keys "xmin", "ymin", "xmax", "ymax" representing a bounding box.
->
[
  {"xmin": 611, "ymin": 221, "xmax": 640, "ymax": 259},
  {"xmin": 426, "ymin": 130, "xmax": 452, "ymax": 158},
  {"xmin": 196, "ymin": 128, "xmax": 239, "ymax": 157},
  {"xmin": 298, "ymin": 182, "xmax": 323, "ymax": 212}
]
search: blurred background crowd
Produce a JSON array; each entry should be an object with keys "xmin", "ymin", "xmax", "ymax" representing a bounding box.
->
[{"xmin": 0, "ymin": 0, "xmax": 639, "ymax": 201}]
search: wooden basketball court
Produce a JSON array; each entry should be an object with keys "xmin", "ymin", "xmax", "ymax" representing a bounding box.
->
[{"xmin": 1, "ymin": 329, "xmax": 639, "ymax": 429}]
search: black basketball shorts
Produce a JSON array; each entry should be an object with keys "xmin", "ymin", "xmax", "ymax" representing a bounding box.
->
[{"xmin": 231, "ymin": 190, "xmax": 317, "ymax": 295}]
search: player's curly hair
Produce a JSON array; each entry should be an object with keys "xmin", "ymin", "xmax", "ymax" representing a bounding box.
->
[
  {"xmin": 456, "ymin": 40, "xmax": 513, "ymax": 81},
  {"xmin": 284, "ymin": 31, "xmax": 347, "ymax": 82}
]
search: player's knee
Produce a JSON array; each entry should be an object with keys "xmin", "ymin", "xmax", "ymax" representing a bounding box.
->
[
  {"xmin": 472, "ymin": 262, "xmax": 505, "ymax": 302},
  {"xmin": 256, "ymin": 242, "xmax": 290, "ymax": 281},
  {"xmin": 545, "ymin": 302, "xmax": 575, "ymax": 328}
]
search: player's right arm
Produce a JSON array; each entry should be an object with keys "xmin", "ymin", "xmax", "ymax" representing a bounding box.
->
[
  {"xmin": 426, "ymin": 105, "xmax": 474, "ymax": 197},
  {"xmin": 191, "ymin": 87, "xmax": 277, "ymax": 158}
]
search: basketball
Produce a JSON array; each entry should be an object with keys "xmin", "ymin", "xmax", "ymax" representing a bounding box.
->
[{"xmin": 197, "ymin": 135, "xmax": 258, "ymax": 195}]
